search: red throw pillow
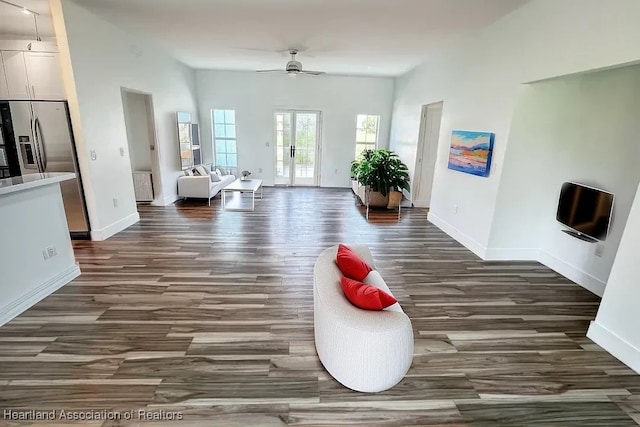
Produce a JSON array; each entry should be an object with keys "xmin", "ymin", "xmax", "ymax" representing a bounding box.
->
[
  {"xmin": 340, "ymin": 277, "xmax": 397, "ymax": 311},
  {"xmin": 336, "ymin": 244, "xmax": 372, "ymax": 281}
]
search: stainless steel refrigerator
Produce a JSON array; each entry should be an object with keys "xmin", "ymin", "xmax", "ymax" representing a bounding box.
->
[{"xmin": 0, "ymin": 100, "xmax": 90, "ymax": 238}]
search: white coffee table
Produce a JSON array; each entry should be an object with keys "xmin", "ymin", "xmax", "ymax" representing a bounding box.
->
[{"xmin": 222, "ymin": 179, "xmax": 263, "ymax": 211}]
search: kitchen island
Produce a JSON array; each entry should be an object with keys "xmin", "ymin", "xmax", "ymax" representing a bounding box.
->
[{"xmin": 0, "ymin": 173, "xmax": 81, "ymax": 326}]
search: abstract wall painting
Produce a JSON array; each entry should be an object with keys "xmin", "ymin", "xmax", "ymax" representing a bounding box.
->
[{"xmin": 447, "ymin": 130, "xmax": 495, "ymax": 177}]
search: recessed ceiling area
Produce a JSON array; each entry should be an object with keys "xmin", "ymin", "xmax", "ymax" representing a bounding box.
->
[
  {"xmin": 0, "ymin": 0, "xmax": 55, "ymax": 39},
  {"xmin": 74, "ymin": 0, "xmax": 530, "ymax": 77}
]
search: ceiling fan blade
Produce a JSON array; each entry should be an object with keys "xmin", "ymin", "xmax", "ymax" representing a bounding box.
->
[
  {"xmin": 301, "ymin": 70, "xmax": 325, "ymax": 75},
  {"xmin": 256, "ymin": 69, "xmax": 286, "ymax": 73}
]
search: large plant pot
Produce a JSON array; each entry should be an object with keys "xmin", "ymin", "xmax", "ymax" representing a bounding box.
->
[
  {"xmin": 387, "ymin": 191, "xmax": 403, "ymax": 209},
  {"xmin": 368, "ymin": 191, "xmax": 389, "ymax": 207}
]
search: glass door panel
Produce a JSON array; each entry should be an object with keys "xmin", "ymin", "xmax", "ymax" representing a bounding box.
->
[
  {"xmin": 293, "ymin": 113, "xmax": 317, "ymax": 186},
  {"xmin": 274, "ymin": 112, "xmax": 292, "ymax": 185}
]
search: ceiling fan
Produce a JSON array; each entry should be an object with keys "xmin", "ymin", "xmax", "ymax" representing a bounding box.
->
[{"xmin": 256, "ymin": 50, "xmax": 325, "ymax": 76}]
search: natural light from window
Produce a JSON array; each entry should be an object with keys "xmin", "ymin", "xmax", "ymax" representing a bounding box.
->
[
  {"xmin": 212, "ymin": 109, "xmax": 237, "ymax": 167},
  {"xmin": 355, "ymin": 114, "xmax": 380, "ymax": 158}
]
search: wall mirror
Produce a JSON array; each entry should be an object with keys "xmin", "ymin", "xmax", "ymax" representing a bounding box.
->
[{"xmin": 177, "ymin": 111, "xmax": 197, "ymax": 170}]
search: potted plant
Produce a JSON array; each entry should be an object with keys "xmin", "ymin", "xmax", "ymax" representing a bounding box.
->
[{"xmin": 351, "ymin": 149, "xmax": 410, "ymax": 207}]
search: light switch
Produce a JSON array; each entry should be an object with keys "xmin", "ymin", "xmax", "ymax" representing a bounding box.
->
[
  {"xmin": 90, "ymin": 150, "xmax": 97, "ymax": 161},
  {"xmin": 119, "ymin": 147, "xmax": 125, "ymax": 157}
]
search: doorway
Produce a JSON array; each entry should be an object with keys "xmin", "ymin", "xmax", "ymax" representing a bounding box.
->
[
  {"xmin": 413, "ymin": 102, "xmax": 443, "ymax": 208},
  {"xmin": 274, "ymin": 111, "xmax": 322, "ymax": 186},
  {"xmin": 121, "ymin": 89, "xmax": 161, "ymax": 203}
]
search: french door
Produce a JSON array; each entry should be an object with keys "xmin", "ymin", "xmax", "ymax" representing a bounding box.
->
[{"xmin": 274, "ymin": 111, "xmax": 321, "ymax": 186}]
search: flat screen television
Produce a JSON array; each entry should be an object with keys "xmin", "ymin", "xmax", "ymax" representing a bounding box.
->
[{"xmin": 556, "ymin": 182, "xmax": 614, "ymax": 242}]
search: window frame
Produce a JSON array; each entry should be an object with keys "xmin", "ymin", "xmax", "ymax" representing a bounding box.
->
[
  {"xmin": 212, "ymin": 109, "xmax": 238, "ymax": 168},
  {"xmin": 355, "ymin": 114, "xmax": 380, "ymax": 158}
]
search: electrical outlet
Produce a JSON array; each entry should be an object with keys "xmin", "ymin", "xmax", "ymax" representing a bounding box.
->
[
  {"xmin": 119, "ymin": 147, "xmax": 125, "ymax": 157},
  {"xmin": 335, "ymin": 169, "xmax": 338, "ymax": 175},
  {"xmin": 595, "ymin": 244, "xmax": 604, "ymax": 258},
  {"xmin": 42, "ymin": 246, "xmax": 57, "ymax": 260},
  {"xmin": 258, "ymin": 168, "xmax": 263, "ymax": 173},
  {"xmin": 265, "ymin": 141, "xmax": 270, "ymax": 147},
  {"xmin": 90, "ymin": 150, "xmax": 97, "ymax": 161},
  {"xmin": 113, "ymin": 198, "xmax": 118, "ymax": 208},
  {"xmin": 453, "ymin": 205, "xmax": 459, "ymax": 214}
]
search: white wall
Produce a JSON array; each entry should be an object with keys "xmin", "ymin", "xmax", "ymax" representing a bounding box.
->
[
  {"xmin": 122, "ymin": 91, "xmax": 153, "ymax": 171},
  {"xmin": 50, "ymin": 0, "xmax": 200, "ymax": 239},
  {"xmin": 196, "ymin": 71, "xmax": 395, "ymax": 188},
  {"xmin": 488, "ymin": 66, "xmax": 640, "ymax": 295},
  {"xmin": 0, "ymin": 183, "xmax": 79, "ymax": 326},
  {"xmin": 390, "ymin": 0, "xmax": 640, "ymax": 256},
  {"xmin": 587, "ymin": 183, "xmax": 640, "ymax": 374}
]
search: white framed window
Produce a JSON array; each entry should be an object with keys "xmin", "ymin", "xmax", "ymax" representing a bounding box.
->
[
  {"xmin": 212, "ymin": 109, "xmax": 237, "ymax": 167},
  {"xmin": 355, "ymin": 114, "xmax": 380, "ymax": 158}
]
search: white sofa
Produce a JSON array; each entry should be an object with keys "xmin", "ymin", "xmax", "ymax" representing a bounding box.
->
[
  {"xmin": 313, "ymin": 244, "xmax": 414, "ymax": 392},
  {"xmin": 178, "ymin": 167, "xmax": 236, "ymax": 205}
]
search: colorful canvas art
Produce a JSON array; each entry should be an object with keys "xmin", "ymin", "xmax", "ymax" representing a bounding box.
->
[{"xmin": 448, "ymin": 130, "xmax": 495, "ymax": 177}]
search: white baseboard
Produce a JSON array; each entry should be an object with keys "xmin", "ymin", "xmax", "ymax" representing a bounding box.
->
[
  {"xmin": 427, "ymin": 212, "xmax": 487, "ymax": 259},
  {"xmin": 427, "ymin": 214, "xmax": 605, "ymax": 296},
  {"xmin": 484, "ymin": 247, "xmax": 539, "ymax": 261},
  {"xmin": 538, "ymin": 250, "xmax": 606, "ymax": 296},
  {"xmin": 412, "ymin": 199, "xmax": 429, "ymax": 208},
  {"xmin": 0, "ymin": 264, "xmax": 81, "ymax": 327},
  {"xmin": 587, "ymin": 321, "xmax": 640, "ymax": 375},
  {"xmin": 150, "ymin": 194, "xmax": 180, "ymax": 206},
  {"xmin": 91, "ymin": 212, "xmax": 140, "ymax": 241},
  {"xmin": 162, "ymin": 194, "xmax": 180, "ymax": 206}
]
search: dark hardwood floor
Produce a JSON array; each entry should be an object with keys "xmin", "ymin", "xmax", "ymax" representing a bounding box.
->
[{"xmin": 1, "ymin": 187, "xmax": 639, "ymax": 426}]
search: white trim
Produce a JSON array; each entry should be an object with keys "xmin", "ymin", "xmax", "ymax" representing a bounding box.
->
[
  {"xmin": 484, "ymin": 247, "xmax": 539, "ymax": 261},
  {"xmin": 587, "ymin": 321, "xmax": 640, "ymax": 375},
  {"xmin": 90, "ymin": 212, "xmax": 140, "ymax": 241},
  {"xmin": 412, "ymin": 102, "xmax": 443, "ymax": 208},
  {"xmin": 427, "ymin": 214, "xmax": 606, "ymax": 295},
  {"xmin": 427, "ymin": 212, "xmax": 487, "ymax": 259},
  {"xmin": 0, "ymin": 264, "xmax": 81, "ymax": 327},
  {"xmin": 154, "ymin": 193, "xmax": 179, "ymax": 206},
  {"xmin": 537, "ymin": 250, "xmax": 606, "ymax": 296}
]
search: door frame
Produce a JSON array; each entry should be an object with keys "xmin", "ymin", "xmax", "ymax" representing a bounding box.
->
[
  {"xmin": 413, "ymin": 102, "xmax": 443, "ymax": 208},
  {"xmin": 272, "ymin": 109, "xmax": 323, "ymax": 186}
]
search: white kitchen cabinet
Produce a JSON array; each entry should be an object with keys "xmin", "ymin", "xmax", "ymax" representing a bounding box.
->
[
  {"xmin": 2, "ymin": 51, "xmax": 30, "ymax": 100},
  {"xmin": 0, "ymin": 51, "xmax": 65, "ymax": 100},
  {"xmin": 24, "ymin": 52, "xmax": 65, "ymax": 100}
]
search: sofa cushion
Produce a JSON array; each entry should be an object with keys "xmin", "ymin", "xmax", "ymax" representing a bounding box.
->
[
  {"xmin": 363, "ymin": 270, "xmax": 403, "ymax": 313},
  {"xmin": 184, "ymin": 169, "xmax": 194, "ymax": 176},
  {"xmin": 210, "ymin": 172, "xmax": 221, "ymax": 182},
  {"xmin": 194, "ymin": 165, "xmax": 209, "ymax": 177},
  {"xmin": 340, "ymin": 277, "xmax": 397, "ymax": 310},
  {"xmin": 336, "ymin": 244, "xmax": 372, "ymax": 281}
]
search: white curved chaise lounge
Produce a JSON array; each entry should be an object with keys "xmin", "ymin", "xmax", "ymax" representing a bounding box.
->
[{"xmin": 313, "ymin": 244, "xmax": 414, "ymax": 393}]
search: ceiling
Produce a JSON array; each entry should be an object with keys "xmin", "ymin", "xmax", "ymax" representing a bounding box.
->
[
  {"xmin": 73, "ymin": 0, "xmax": 529, "ymax": 77},
  {"xmin": 0, "ymin": 0, "xmax": 530, "ymax": 76},
  {"xmin": 0, "ymin": 0, "xmax": 55, "ymax": 39}
]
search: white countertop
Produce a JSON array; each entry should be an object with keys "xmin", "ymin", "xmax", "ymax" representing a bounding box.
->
[{"xmin": 0, "ymin": 173, "xmax": 76, "ymax": 197}]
